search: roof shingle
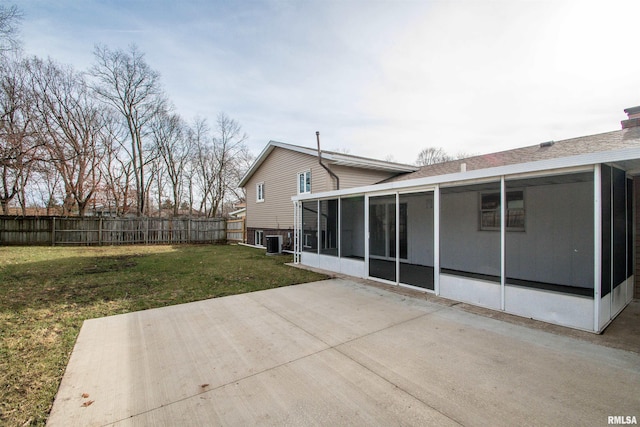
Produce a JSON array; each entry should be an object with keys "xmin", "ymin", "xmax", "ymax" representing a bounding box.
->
[{"xmin": 385, "ymin": 127, "xmax": 640, "ymax": 183}]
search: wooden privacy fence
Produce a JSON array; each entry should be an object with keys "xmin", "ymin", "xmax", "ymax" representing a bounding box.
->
[
  {"xmin": 0, "ymin": 216, "xmax": 227, "ymax": 246},
  {"xmin": 226, "ymin": 218, "xmax": 245, "ymax": 243}
]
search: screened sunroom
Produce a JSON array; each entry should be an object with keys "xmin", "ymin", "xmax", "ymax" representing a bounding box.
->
[{"xmin": 293, "ymin": 152, "xmax": 639, "ymax": 333}]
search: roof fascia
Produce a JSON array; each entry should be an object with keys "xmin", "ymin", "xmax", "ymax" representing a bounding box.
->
[
  {"xmin": 239, "ymin": 140, "xmax": 338, "ymax": 187},
  {"xmin": 239, "ymin": 141, "xmax": 276, "ymax": 187},
  {"xmin": 240, "ymin": 140, "xmax": 416, "ymax": 186},
  {"xmin": 292, "ymin": 146, "xmax": 640, "ymax": 201},
  {"xmin": 330, "ymin": 155, "xmax": 417, "ymax": 172}
]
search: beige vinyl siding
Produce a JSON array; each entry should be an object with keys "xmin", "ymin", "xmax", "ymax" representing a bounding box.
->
[
  {"xmin": 330, "ymin": 165, "xmax": 400, "ymax": 188},
  {"xmin": 245, "ymin": 147, "xmax": 409, "ymax": 231},
  {"xmin": 246, "ymin": 148, "xmax": 330, "ymax": 229}
]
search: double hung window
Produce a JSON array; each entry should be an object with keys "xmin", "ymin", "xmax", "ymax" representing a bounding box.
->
[{"xmin": 298, "ymin": 171, "xmax": 311, "ymax": 194}]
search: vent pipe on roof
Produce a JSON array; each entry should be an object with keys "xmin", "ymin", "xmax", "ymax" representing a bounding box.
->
[
  {"xmin": 621, "ymin": 106, "xmax": 640, "ymax": 129},
  {"xmin": 316, "ymin": 131, "xmax": 340, "ymax": 190}
]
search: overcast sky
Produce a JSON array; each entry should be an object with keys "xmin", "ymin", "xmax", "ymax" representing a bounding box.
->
[{"xmin": 14, "ymin": 0, "xmax": 640, "ymax": 164}]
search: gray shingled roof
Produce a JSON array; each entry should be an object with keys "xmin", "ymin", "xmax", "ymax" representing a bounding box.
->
[{"xmin": 385, "ymin": 127, "xmax": 640, "ymax": 183}]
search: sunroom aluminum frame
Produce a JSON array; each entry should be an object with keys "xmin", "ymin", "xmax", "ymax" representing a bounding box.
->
[{"xmin": 292, "ymin": 147, "xmax": 640, "ymax": 332}]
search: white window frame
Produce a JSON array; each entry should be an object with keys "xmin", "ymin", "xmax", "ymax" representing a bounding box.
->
[
  {"xmin": 256, "ymin": 182, "xmax": 265, "ymax": 203},
  {"xmin": 298, "ymin": 171, "xmax": 311, "ymax": 195},
  {"xmin": 255, "ymin": 230, "xmax": 264, "ymax": 246},
  {"xmin": 304, "ymin": 233, "xmax": 313, "ymax": 248}
]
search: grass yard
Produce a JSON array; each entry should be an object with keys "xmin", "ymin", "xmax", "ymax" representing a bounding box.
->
[{"xmin": 0, "ymin": 244, "xmax": 327, "ymax": 426}]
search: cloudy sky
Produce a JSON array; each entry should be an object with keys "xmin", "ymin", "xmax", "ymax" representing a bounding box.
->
[{"xmin": 14, "ymin": 0, "xmax": 640, "ymax": 164}]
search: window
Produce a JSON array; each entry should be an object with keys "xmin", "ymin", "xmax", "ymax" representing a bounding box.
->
[
  {"xmin": 298, "ymin": 171, "xmax": 311, "ymax": 194},
  {"xmin": 255, "ymin": 230, "xmax": 264, "ymax": 246},
  {"xmin": 256, "ymin": 182, "xmax": 264, "ymax": 202},
  {"xmin": 480, "ymin": 190, "xmax": 524, "ymax": 230}
]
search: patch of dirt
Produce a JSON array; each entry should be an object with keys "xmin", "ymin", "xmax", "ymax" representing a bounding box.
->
[{"xmin": 80, "ymin": 255, "xmax": 140, "ymax": 275}]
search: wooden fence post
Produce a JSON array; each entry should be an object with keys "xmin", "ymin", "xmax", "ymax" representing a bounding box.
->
[{"xmin": 51, "ymin": 217, "xmax": 55, "ymax": 246}]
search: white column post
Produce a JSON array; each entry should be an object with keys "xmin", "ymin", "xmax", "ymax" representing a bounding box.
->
[
  {"xmin": 316, "ymin": 200, "xmax": 320, "ymax": 255},
  {"xmin": 337, "ymin": 197, "xmax": 342, "ymax": 259},
  {"xmin": 434, "ymin": 185, "xmax": 440, "ymax": 295},
  {"xmin": 293, "ymin": 201, "xmax": 299, "ymax": 264},
  {"xmin": 594, "ymin": 164, "xmax": 602, "ymax": 332},
  {"xmin": 364, "ymin": 194, "xmax": 370, "ymax": 278},
  {"xmin": 500, "ymin": 176, "xmax": 506, "ymax": 311},
  {"xmin": 396, "ymin": 192, "xmax": 400, "ymax": 285}
]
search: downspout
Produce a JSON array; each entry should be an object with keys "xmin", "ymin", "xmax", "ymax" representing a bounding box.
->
[{"xmin": 316, "ymin": 131, "xmax": 340, "ymax": 190}]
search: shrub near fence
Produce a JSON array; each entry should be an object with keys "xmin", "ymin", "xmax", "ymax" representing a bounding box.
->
[{"xmin": 0, "ymin": 216, "xmax": 227, "ymax": 246}]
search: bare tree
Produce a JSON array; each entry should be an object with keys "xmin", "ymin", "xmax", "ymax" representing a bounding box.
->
[
  {"xmin": 453, "ymin": 151, "xmax": 478, "ymax": 160},
  {"xmin": 30, "ymin": 163, "xmax": 62, "ymax": 215},
  {"xmin": 151, "ymin": 111, "xmax": 191, "ymax": 217},
  {"xmin": 184, "ymin": 118, "xmax": 208, "ymax": 216},
  {"xmin": 97, "ymin": 111, "xmax": 134, "ymax": 216},
  {"xmin": 189, "ymin": 114, "xmax": 249, "ymax": 218},
  {"xmin": 90, "ymin": 44, "xmax": 165, "ymax": 216},
  {"xmin": 147, "ymin": 145, "xmax": 164, "ymax": 217},
  {"xmin": 28, "ymin": 57, "xmax": 106, "ymax": 216},
  {"xmin": 226, "ymin": 145, "xmax": 253, "ymax": 205},
  {"xmin": 189, "ymin": 118, "xmax": 215, "ymax": 216},
  {"xmin": 208, "ymin": 113, "xmax": 248, "ymax": 217},
  {"xmin": 142, "ymin": 136, "xmax": 160, "ymax": 216},
  {"xmin": 182, "ymin": 159, "xmax": 196, "ymax": 216},
  {"xmin": 14, "ymin": 154, "xmax": 33, "ymax": 214},
  {"xmin": 0, "ymin": 4, "xmax": 22, "ymax": 57},
  {"xmin": 416, "ymin": 147, "xmax": 453, "ymax": 166},
  {"xmin": 0, "ymin": 57, "xmax": 37, "ymax": 214},
  {"xmin": 331, "ymin": 147, "xmax": 351, "ymax": 154}
]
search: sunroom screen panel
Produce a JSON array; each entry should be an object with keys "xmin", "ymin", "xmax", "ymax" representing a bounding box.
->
[
  {"xmin": 340, "ymin": 196, "xmax": 365, "ymax": 259},
  {"xmin": 505, "ymin": 173, "xmax": 594, "ymax": 297},
  {"xmin": 320, "ymin": 199, "xmax": 338, "ymax": 256},
  {"xmin": 440, "ymin": 183, "xmax": 500, "ymax": 280},
  {"xmin": 398, "ymin": 192, "xmax": 434, "ymax": 290},
  {"xmin": 369, "ymin": 195, "xmax": 397, "ymax": 282},
  {"xmin": 302, "ymin": 200, "xmax": 318, "ymax": 253}
]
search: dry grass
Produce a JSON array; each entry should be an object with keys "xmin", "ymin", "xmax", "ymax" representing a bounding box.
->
[{"xmin": 0, "ymin": 244, "xmax": 326, "ymax": 426}]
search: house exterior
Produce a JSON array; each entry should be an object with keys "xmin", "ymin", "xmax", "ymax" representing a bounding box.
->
[
  {"xmin": 229, "ymin": 202, "xmax": 246, "ymax": 219},
  {"xmin": 239, "ymin": 140, "xmax": 416, "ymax": 249},
  {"xmin": 292, "ymin": 107, "xmax": 640, "ymax": 333}
]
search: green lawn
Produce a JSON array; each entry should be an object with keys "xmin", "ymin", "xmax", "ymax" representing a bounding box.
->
[{"xmin": 0, "ymin": 244, "xmax": 327, "ymax": 426}]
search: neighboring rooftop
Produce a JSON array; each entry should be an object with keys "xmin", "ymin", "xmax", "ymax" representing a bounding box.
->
[{"xmin": 385, "ymin": 126, "xmax": 640, "ymax": 183}]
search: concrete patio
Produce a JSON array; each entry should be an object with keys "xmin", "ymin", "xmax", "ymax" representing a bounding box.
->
[{"xmin": 48, "ymin": 278, "xmax": 640, "ymax": 426}]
